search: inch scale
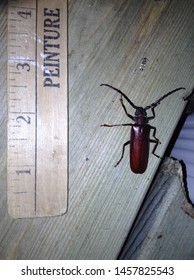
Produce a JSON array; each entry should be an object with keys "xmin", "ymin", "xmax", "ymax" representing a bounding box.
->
[{"xmin": 7, "ymin": 0, "xmax": 67, "ymax": 218}]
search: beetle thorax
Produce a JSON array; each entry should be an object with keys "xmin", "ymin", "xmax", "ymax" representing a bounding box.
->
[
  {"xmin": 134, "ymin": 107, "xmax": 148, "ymax": 124},
  {"xmin": 134, "ymin": 115, "xmax": 148, "ymax": 124}
]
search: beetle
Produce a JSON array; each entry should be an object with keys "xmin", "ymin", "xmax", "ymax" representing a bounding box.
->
[{"xmin": 100, "ymin": 83, "xmax": 186, "ymax": 174}]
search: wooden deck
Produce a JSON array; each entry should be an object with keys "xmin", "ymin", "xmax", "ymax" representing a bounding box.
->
[{"xmin": 0, "ymin": 0, "xmax": 194, "ymax": 259}]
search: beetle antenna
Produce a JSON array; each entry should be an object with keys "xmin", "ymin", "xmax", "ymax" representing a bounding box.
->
[
  {"xmin": 100, "ymin": 84, "xmax": 139, "ymax": 110},
  {"xmin": 144, "ymin": 87, "xmax": 186, "ymax": 111}
]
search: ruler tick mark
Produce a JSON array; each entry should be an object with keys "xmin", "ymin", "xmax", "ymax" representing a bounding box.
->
[
  {"xmin": 10, "ymin": 111, "xmax": 35, "ymax": 114},
  {"xmin": 9, "ymin": 32, "xmax": 28, "ymax": 36},
  {"xmin": 9, "ymin": 45, "xmax": 21, "ymax": 48},
  {"xmin": 10, "ymin": 6, "xmax": 36, "ymax": 10},
  {"xmin": 9, "ymin": 19, "xmax": 21, "ymax": 22},
  {"xmin": 10, "ymin": 138, "xmax": 28, "ymax": 141},
  {"xmin": 9, "ymin": 58, "xmax": 35, "ymax": 62},
  {"xmin": 11, "ymin": 85, "xmax": 27, "ymax": 88},
  {"xmin": 9, "ymin": 72, "xmax": 21, "ymax": 74},
  {"xmin": 12, "ymin": 192, "xmax": 28, "ymax": 194}
]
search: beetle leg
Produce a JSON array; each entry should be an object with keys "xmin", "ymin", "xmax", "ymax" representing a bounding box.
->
[
  {"xmin": 114, "ymin": 140, "xmax": 130, "ymax": 167},
  {"xmin": 101, "ymin": 123, "xmax": 133, "ymax": 127},
  {"xmin": 147, "ymin": 108, "xmax": 155, "ymax": 121},
  {"xmin": 150, "ymin": 139, "xmax": 162, "ymax": 159},
  {"xmin": 150, "ymin": 126, "xmax": 161, "ymax": 144},
  {"xmin": 150, "ymin": 126, "xmax": 162, "ymax": 159},
  {"xmin": 120, "ymin": 96, "xmax": 135, "ymax": 120}
]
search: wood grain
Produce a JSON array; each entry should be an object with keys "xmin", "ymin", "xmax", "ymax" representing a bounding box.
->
[
  {"xmin": 119, "ymin": 158, "xmax": 194, "ymax": 260},
  {"xmin": 0, "ymin": 0, "xmax": 194, "ymax": 259}
]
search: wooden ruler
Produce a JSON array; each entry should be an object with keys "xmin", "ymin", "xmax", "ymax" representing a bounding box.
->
[{"xmin": 7, "ymin": 0, "xmax": 67, "ymax": 218}]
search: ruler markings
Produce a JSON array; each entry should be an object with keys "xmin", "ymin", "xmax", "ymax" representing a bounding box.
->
[
  {"xmin": 9, "ymin": 72, "xmax": 21, "ymax": 74},
  {"xmin": 9, "ymin": 20, "xmax": 21, "ymax": 23},
  {"xmin": 9, "ymin": 165, "xmax": 35, "ymax": 168},
  {"xmin": 10, "ymin": 85, "xmax": 27, "ymax": 88},
  {"xmin": 9, "ymin": 45, "xmax": 21, "ymax": 47},
  {"xmin": 10, "ymin": 112, "xmax": 35, "ymax": 114},
  {"xmin": 34, "ymin": 0, "xmax": 38, "ymax": 215},
  {"xmin": 10, "ymin": 6, "xmax": 36, "ymax": 10},
  {"xmin": 8, "ymin": 0, "xmax": 67, "ymax": 218},
  {"xmin": 9, "ymin": 138, "xmax": 28, "ymax": 141},
  {"xmin": 9, "ymin": 59, "xmax": 35, "ymax": 62},
  {"xmin": 12, "ymin": 192, "xmax": 28, "ymax": 194},
  {"xmin": 9, "ymin": 32, "xmax": 28, "ymax": 35}
]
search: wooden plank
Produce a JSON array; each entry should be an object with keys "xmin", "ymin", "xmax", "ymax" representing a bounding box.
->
[
  {"xmin": 7, "ymin": 0, "xmax": 68, "ymax": 218},
  {"xmin": 119, "ymin": 157, "xmax": 194, "ymax": 260},
  {"xmin": 0, "ymin": 0, "xmax": 194, "ymax": 259}
]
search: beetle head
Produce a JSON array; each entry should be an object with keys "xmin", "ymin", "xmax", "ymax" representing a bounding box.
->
[{"xmin": 135, "ymin": 107, "xmax": 147, "ymax": 116}]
